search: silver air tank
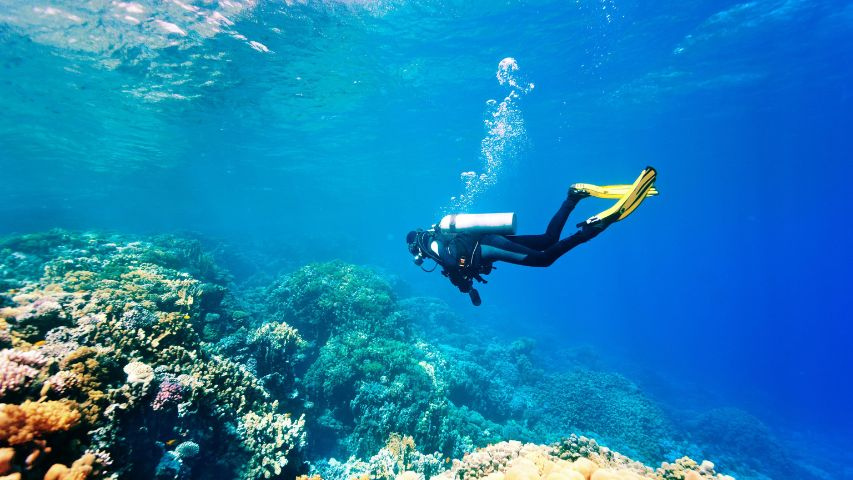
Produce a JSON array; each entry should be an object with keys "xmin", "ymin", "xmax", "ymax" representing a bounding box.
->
[{"xmin": 438, "ymin": 213, "xmax": 517, "ymax": 235}]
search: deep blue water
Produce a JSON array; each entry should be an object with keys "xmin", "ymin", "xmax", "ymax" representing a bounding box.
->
[{"xmin": 1, "ymin": 0, "xmax": 852, "ymax": 475}]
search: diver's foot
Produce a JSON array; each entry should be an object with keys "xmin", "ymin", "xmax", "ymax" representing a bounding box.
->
[
  {"xmin": 578, "ymin": 214, "xmax": 615, "ymax": 232},
  {"xmin": 568, "ymin": 184, "xmax": 591, "ymax": 201}
]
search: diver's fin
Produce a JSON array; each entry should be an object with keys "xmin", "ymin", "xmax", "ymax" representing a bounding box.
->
[
  {"xmin": 577, "ymin": 166, "xmax": 657, "ymax": 228},
  {"xmin": 571, "ymin": 183, "xmax": 659, "ymax": 199}
]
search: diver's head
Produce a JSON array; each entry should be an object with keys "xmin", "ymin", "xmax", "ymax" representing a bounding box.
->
[
  {"xmin": 406, "ymin": 230, "xmax": 418, "ymax": 245},
  {"xmin": 406, "ymin": 229, "xmax": 428, "ymax": 266}
]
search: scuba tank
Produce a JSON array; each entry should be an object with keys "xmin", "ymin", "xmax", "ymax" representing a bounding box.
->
[{"xmin": 437, "ymin": 212, "xmax": 517, "ymax": 235}]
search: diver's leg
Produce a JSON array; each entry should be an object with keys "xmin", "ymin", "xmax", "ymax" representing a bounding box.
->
[
  {"xmin": 479, "ymin": 234, "xmax": 545, "ymax": 265},
  {"xmin": 535, "ymin": 224, "xmax": 605, "ymax": 265},
  {"xmin": 506, "ymin": 193, "xmax": 583, "ymax": 250},
  {"xmin": 481, "ymin": 225, "xmax": 604, "ymax": 267}
]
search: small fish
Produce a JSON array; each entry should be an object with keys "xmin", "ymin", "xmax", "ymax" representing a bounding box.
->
[
  {"xmin": 33, "ymin": 340, "xmax": 46, "ymax": 346},
  {"xmin": 183, "ymin": 314, "xmax": 190, "ymax": 320},
  {"xmin": 166, "ymin": 439, "xmax": 179, "ymax": 446}
]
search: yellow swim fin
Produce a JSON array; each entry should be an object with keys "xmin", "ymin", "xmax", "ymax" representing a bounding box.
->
[
  {"xmin": 578, "ymin": 166, "xmax": 657, "ymax": 228},
  {"xmin": 571, "ymin": 183, "xmax": 659, "ymax": 199}
]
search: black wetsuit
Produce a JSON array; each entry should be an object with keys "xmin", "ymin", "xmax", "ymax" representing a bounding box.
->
[
  {"xmin": 435, "ymin": 195, "xmax": 602, "ymax": 271},
  {"xmin": 479, "ymin": 195, "xmax": 603, "ymax": 267}
]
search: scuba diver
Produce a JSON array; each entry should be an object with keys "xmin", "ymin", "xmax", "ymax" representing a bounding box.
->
[{"xmin": 406, "ymin": 166, "xmax": 658, "ymax": 306}]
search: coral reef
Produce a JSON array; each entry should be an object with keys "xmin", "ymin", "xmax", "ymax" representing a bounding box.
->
[
  {"xmin": 263, "ymin": 261, "xmax": 398, "ymax": 343},
  {"xmin": 306, "ymin": 437, "xmax": 732, "ymax": 480},
  {"xmin": 0, "ymin": 231, "xmax": 747, "ymax": 480},
  {"xmin": 529, "ymin": 370, "xmax": 675, "ymax": 462},
  {"xmin": 238, "ymin": 402, "xmax": 307, "ymax": 479},
  {"xmin": 432, "ymin": 438, "xmax": 734, "ymax": 480},
  {"xmin": 266, "ymin": 263, "xmax": 453, "ymax": 457},
  {"xmin": 0, "ymin": 232, "xmax": 305, "ymax": 479},
  {"xmin": 685, "ymin": 408, "xmax": 806, "ymax": 480}
]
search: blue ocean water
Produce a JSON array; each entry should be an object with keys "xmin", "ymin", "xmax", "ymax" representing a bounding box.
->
[{"xmin": 1, "ymin": 0, "xmax": 851, "ymax": 478}]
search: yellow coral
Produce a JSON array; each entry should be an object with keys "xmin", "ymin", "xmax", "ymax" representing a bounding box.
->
[
  {"xmin": 62, "ymin": 271, "xmax": 96, "ymax": 290},
  {"xmin": 545, "ymin": 472, "xmax": 584, "ymax": 480},
  {"xmin": 571, "ymin": 458, "xmax": 597, "ymax": 480},
  {"xmin": 386, "ymin": 433, "xmax": 418, "ymax": 472},
  {"xmin": 0, "ymin": 400, "xmax": 81, "ymax": 445},
  {"xmin": 590, "ymin": 470, "xmax": 621, "ymax": 480},
  {"xmin": 506, "ymin": 457, "xmax": 539, "ymax": 480},
  {"xmin": 0, "ymin": 448, "xmax": 14, "ymax": 475}
]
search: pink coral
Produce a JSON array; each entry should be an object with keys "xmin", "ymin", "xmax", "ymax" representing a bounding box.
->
[
  {"xmin": 47, "ymin": 370, "xmax": 80, "ymax": 395},
  {"xmin": 14, "ymin": 296, "xmax": 67, "ymax": 325},
  {"xmin": 3, "ymin": 349, "xmax": 49, "ymax": 368},
  {"xmin": 0, "ymin": 349, "xmax": 43, "ymax": 396},
  {"xmin": 152, "ymin": 378, "xmax": 185, "ymax": 411}
]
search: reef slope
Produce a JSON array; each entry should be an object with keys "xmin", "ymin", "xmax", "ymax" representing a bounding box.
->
[{"xmin": 0, "ymin": 231, "xmax": 742, "ymax": 480}]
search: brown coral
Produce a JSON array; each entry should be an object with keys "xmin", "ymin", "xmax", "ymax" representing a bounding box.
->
[
  {"xmin": 43, "ymin": 454, "xmax": 94, "ymax": 480},
  {"xmin": 0, "ymin": 401, "xmax": 81, "ymax": 445}
]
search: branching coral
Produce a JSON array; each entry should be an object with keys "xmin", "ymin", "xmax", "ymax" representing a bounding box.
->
[
  {"xmin": 0, "ymin": 350, "xmax": 44, "ymax": 398},
  {"xmin": 151, "ymin": 376, "xmax": 186, "ymax": 411},
  {"xmin": 247, "ymin": 321, "xmax": 306, "ymax": 374},
  {"xmin": 237, "ymin": 402, "xmax": 306, "ymax": 479},
  {"xmin": 186, "ymin": 354, "xmax": 270, "ymax": 418},
  {"xmin": 365, "ymin": 434, "xmax": 443, "ymax": 480}
]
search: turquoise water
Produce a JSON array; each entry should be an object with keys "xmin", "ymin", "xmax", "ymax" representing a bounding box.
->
[{"xmin": 1, "ymin": 1, "xmax": 852, "ymax": 479}]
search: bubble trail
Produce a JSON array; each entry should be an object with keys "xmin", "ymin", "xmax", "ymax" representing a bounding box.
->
[{"xmin": 446, "ymin": 57, "xmax": 534, "ymax": 213}]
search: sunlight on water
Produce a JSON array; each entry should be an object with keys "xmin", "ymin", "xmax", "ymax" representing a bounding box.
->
[
  {"xmin": 447, "ymin": 57, "xmax": 534, "ymax": 213},
  {"xmin": 0, "ymin": 0, "xmax": 266, "ymax": 100}
]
